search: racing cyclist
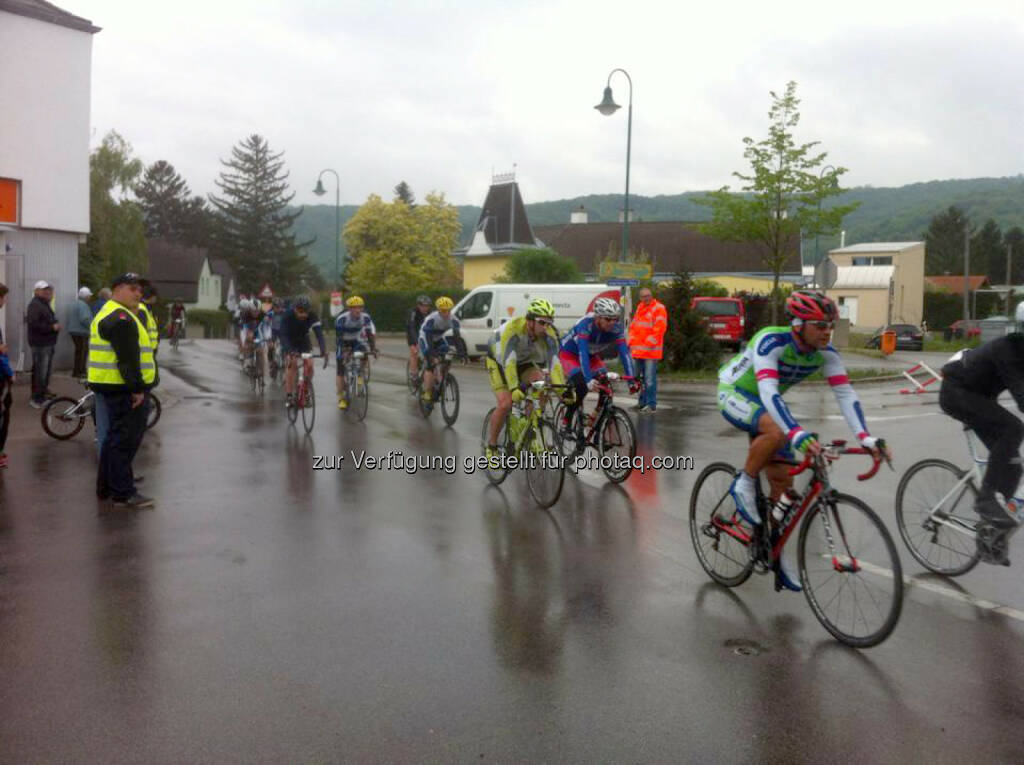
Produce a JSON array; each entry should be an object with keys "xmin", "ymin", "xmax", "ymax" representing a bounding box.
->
[
  {"xmin": 558, "ymin": 297, "xmax": 639, "ymax": 435},
  {"xmin": 334, "ymin": 295, "xmax": 378, "ymax": 410},
  {"xmin": 168, "ymin": 300, "xmax": 186, "ymax": 342},
  {"xmin": 279, "ymin": 296, "xmax": 327, "ymax": 408},
  {"xmin": 717, "ymin": 290, "xmax": 889, "ymax": 592},
  {"xmin": 406, "ymin": 294, "xmax": 433, "ymax": 387},
  {"xmin": 484, "ymin": 299, "xmax": 566, "ymax": 459},
  {"xmin": 237, "ymin": 298, "xmax": 263, "ymax": 371},
  {"xmin": 417, "ymin": 296, "xmax": 463, "ymax": 410}
]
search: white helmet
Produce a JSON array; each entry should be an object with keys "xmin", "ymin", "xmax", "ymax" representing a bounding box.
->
[{"xmin": 593, "ymin": 297, "xmax": 621, "ymax": 318}]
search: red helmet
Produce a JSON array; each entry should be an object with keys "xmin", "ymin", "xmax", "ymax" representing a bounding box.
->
[{"xmin": 785, "ymin": 290, "xmax": 837, "ymax": 322}]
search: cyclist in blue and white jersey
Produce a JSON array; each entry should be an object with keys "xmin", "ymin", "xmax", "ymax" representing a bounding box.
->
[
  {"xmin": 718, "ymin": 290, "xmax": 889, "ymax": 591},
  {"xmin": 417, "ymin": 296, "xmax": 463, "ymax": 409},
  {"xmin": 334, "ymin": 295, "xmax": 378, "ymax": 410}
]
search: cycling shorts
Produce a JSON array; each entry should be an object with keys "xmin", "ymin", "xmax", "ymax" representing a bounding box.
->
[
  {"xmin": 558, "ymin": 350, "xmax": 605, "ymax": 379},
  {"xmin": 718, "ymin": 382, "xmax": 796, "ymax": 459},
  {"xmin": 336, "ymin": 339, "xmax": 369, "ymax": 365},
  {"xmin": 485, "ymin": 357, "xmax": 541, "ymax": 394}
]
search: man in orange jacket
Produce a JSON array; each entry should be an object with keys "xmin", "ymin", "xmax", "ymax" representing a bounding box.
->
[{"xmin": 627, "ymin": 287, "xmax": 668, "ymax": 413}]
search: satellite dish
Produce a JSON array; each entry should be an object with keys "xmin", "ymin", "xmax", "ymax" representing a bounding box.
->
[{"xmin": 814, "ymin": 258, "xmax": 838, "ymax": 290}]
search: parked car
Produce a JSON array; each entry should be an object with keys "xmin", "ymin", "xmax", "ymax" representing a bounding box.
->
[
  {"xmin": 690, "ymin": 297, "xmax": 745, "ymax": 351},
  {"xmin": 944, "ymin": 320, "xmax": 982, "ymax": 341},
  {"xmin": 866, "ymin": 323, "xmax": 924, "ymax": 351}
]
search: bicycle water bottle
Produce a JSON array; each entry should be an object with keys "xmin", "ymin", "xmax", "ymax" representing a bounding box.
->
[{"xmin": 771, "ymin": 490, "xmax": 801, "ymax": 525}]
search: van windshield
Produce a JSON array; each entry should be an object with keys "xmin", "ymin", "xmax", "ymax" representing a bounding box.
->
[{"xmin": 695, "ymin": 301, "xmax": 740, "ymax": 317}]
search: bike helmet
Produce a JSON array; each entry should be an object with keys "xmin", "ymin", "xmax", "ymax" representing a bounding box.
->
[
  {"xmin": 293, "ymin": 296, "xmax": 312, "ymax": 311},
  {"xmin": 435, "ymin": 296, "xmax": 455, "ymax": 311},
  {"xmin": 526, "ymin": 298, "xmax": 555, "ymax": 319},
  {"xmin": 346, "ymin": 295, "xmax": 365, "ymax": 308},
  {"xmin": 593, "ymin": 297, "xmax": 621, "ymax": 318},
  {"xmin": 417, "ymin": 294, "xmax": 432, "ymax": 306},
  {"xmin": 785, "ymin": 290, "xmax": 837, "ymax": 323}
]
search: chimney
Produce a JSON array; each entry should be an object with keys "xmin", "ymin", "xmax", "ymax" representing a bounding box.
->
[
  {"xmin": 840, "ymin": 230, "xmax": 846, "ymax": 248},
  {"xmin": 618, "ymin": 208, "xmax": 635, "ymax": 223},
  {"xmin": 570, "ymin": 205, "xmax": 588, "ymax": 224}
]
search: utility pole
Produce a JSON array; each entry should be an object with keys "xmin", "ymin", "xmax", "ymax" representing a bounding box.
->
[
  {"xmin": 1006, "ymin": 242, "xmax": 1013, "ymax": 316},
  {"xmin": 963, "ymin": 223, "xmax": 970, "ymax": 325}
]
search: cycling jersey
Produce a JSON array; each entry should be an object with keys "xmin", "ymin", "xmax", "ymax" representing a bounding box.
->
[
  {"xmin": 406, "ymin": 308, "xmax": 429, "ymax": 346},
  {"xmin": 417, "ymin": 311, "xmax": 461, "ymax": 357},
  {"xmin": 718, "ymin": 326, "xmax": 870, "ymax": 449},
  {"xmin": 335, "ymin": 310, "xmax": 377, "ymax": 358},
  {"xmin": 558, "ymin": 313, "xmax": 636, "ymax": 382},
  {"xmin": 279, "ymin": 308, "xmax": 326, "ymax": 355},
  {"xmin": 486, "ymin": 316, "xmax": 565, "ymax": 391}
]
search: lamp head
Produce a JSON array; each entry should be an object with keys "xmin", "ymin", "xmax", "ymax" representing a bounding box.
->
[
  {"xmin": 313, "ymin": 179, "xmax": 326, "ymax": 196},
  {"xmin": 595, "ymin": 86, "xmax": 620, "ymax": 116}
]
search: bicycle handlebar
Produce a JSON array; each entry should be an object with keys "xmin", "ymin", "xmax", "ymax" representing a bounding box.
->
[{"xmin": 788, "ymin": 440, "xmax": 885, "ymax": 481}]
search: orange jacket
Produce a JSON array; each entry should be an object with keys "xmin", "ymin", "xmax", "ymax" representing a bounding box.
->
[{"xmin": 628, "ymin": 299, "xmax": 668, "ymax": 360}]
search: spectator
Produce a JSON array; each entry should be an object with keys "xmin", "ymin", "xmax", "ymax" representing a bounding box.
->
[
  {"xmin": 92, "ymin": 287, "xmax": 111, "ymax": 317},
  {"xmin": 90, "ymin": 273, "xmax": 156, "ymax": 509},
  {"xmin": 27, "ymin": 280, "xmax": 60, "ymax": 408},
  {"xmin": 627, "ymin": 286, "xmax": 668, "ymax": 413},
  {"xmin": 69, "ymin": 286, "xmax": 93, "ymax": 378},
  {"xmin": 0, "ymin": 282, "xmax": 12, "ymax": 468}
]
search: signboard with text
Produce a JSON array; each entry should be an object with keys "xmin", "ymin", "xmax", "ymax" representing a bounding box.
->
[
  {"xmin": 599, "ymin": 261, "xmax": 652, "ymax": 281},
  {"xmin": 330, "ymin": 291, "xmax": 343, "ymax": 317}
]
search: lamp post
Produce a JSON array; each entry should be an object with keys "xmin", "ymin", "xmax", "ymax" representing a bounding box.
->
[
  {"xmin": 595, "ymin": 68, "xmax": 633, "ymax": 264},
  {"xmin": 813, "ymin": 164, "xmax": 836, "ymax": 285},
  {"xmin": 313, "ymin": 169, "xmax": 340, "ymax": 288}
]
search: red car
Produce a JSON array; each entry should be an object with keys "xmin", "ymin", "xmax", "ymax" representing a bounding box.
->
[{"xmin": 691, "ymin": 297, "xmax": 745, "ymax": 351}]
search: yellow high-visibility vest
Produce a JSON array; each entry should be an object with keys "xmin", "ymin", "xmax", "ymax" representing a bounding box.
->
[
  {"xmin": 139, "ymin": 304, "xmax": 159, "ymax": 349},
  {"xmin": 87, "ymin": 300, "xmax": 156, "ymax": 386}
]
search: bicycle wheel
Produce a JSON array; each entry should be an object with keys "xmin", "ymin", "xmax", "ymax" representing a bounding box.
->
[
  {"xmin": 555, "ymin": 404, "xmax": 587, "ymax": 474},
  {"xmin": 524, "ymin": 419, "xmax": 565, "ymax": 508},
  {"xmin": 441, "ymin": 374, "xmax": 460, "ymax": 426},
  {"xmin": 798, "ymin": 493, "xmax": 903, "ymax": 648},
  {"xmin": 301, "ymin": 381, "xmax": 316, "ymax": 433},
  {"xmin": 481, "ymin": 407, "xmax": 511, "ymax": 485},
  {"xmin": 350, "ymin": 374, "xmax": 369, "ymax": 421},
  {"xmin": 597, "ymin": 406, "xmax": 636, "ymax": 483},
  {"xmin": 895, "ymin": 459, "xmax": 981, "ymax": 576},
  {"xmin": 406, "ymin": 359, "xmax": 418, "ymax": 394},
  {"xmin": 287, "ymin": 392, "xmax": 299, "ymax": 424},
  {"xmin": 145, "ymin": 394, "xmax": 162, "ymax": 429},
  {"xmin": 688, "ymin": 462, "xmax": 754, "ymax": 587},
  {"xmin": 41, "ymin": 396, "xmax": 87, "ymax": 440}
]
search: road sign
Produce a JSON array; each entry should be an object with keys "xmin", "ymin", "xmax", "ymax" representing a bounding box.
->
[
  {"xmin": 329, "ymin": 291, "xmax": 343, "ymax": 317},
  {"xmin": 599, "ymin": 261, "xmax": 652, "ymax": 281},
  {"xmin": 606, "ymin": 278, "xmax": 640, "ymax": 286},
  {"xmin": 257, "ymin": 282, "xmax": 274, "ymax": 299}
]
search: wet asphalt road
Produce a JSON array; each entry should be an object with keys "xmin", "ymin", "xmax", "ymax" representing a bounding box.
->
[{"xmin": 1, "ymin": 339, "xmax": 1023, "ymax": 763}]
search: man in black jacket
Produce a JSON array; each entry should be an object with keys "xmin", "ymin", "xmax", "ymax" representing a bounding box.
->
[
  {"xmin": 27, "ymin": 280, "xmax": 60, "ymax": 408},
  {"xmin": 939, "ymin": 313, "xmax": 1024, "ymax": 564},
  {"xmin": 406, "ymin": 295, "xmax": 432, "ymax": 386}
]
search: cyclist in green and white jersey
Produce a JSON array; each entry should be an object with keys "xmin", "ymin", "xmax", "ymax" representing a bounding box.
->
[{"xmin": 717, "ymin": 290, "xmax": 890, "ymax": 591}]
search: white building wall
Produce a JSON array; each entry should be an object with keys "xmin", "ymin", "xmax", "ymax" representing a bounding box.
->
[{"xmin": 0, "ymin": 11, "xmax": 93, "ymax": 233}]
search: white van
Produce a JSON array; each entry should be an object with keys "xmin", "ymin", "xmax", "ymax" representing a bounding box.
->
[{"xmin": 454, "ymin": 283, "xmax": 622, "ymax": 356}]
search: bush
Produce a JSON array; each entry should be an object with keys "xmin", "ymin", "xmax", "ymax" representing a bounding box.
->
[
  {"xmin": 497, "ymin": 248, "xmax": 583, "ymax": 283},
  {"xmin": 659, "ymin": 273, "xmax": 722, "ymax": 371},
  {"xmin": 188, "ymin": 308, "xmax": 233, "ymax": 338}
]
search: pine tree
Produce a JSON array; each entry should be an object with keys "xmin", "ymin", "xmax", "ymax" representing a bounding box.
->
[
  {"xmin": 971, "ymin": 219, "xmax": 1003, "ymax": 284},
  {"xmin": 393, "ymin": 181, "xmax": 416, "ymax": 207},
  {"xmin": 209, "ymin": 134, "xmax": 314, "ymax": 294},
  {"xmin": 923, "ymin": 206, "xmax": 973, "ymax": 275}
]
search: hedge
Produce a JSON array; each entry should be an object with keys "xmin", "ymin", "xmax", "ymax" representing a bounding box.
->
[{"xmin": 186, "ymin": 308, "xmax": 234, "ymax": 338}]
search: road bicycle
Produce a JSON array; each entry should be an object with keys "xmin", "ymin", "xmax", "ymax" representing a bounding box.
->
[
  {"xmin": 416, "ymin": 347, "xmax": 462, "ymax": 425},
  {"xmin": 895, "ymin": 428, "xmax": 1022, "ymax": 575},
  {"xmin": 41, "ymin": 384, "xmax": 162, "ymax": 440},
  {"xmin": 246, "ymin": 338, "xmax": 266, "ymax": 394},
  {"xmin": 481, "ymin": 378, "xmax": 568, "ymax": 508},
  {"xmin": 339, "ymin": 347, "xmax": 373, "ymax": 422},
  {"xmin": 285, "ymin": 352, "xmax": 317, "ymax": 434},
  {"xmin": 689, "ymin": 440, "xmax": 903, "ymax": 648},
  {"xmin": 553, "ymin": 371, "xmax": 637, "ymax": 484},
  {"xmin": 169, "ymin": 317, "xmax": 184, "ymax": 350}
]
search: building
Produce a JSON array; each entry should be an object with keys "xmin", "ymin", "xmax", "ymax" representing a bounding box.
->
[
  {"xmin": 825, "ymin": 242, "xmax": 925, "ymax": 330},
  {"xmin": 0, "ymin": 0, "xmax": 99, "ymax": 370},
  {"xmin": 146, "ymin": 240, "xmax": 234, "ymax": 311}
]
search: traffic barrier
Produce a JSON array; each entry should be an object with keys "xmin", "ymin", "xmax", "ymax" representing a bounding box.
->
[{"xmin": 899, "ymin": 362, "xmax": 941, "ymax": 394}]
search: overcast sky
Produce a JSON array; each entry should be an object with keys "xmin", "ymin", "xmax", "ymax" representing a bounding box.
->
[{"xmin": 74, "ymin": 0, "xmax": 1024, "ymax": 208}]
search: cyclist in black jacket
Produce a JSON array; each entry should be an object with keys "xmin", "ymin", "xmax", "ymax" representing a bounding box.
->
[
  {"xmin": 406, "ymin": 294, "xmax": 433, "ymax": 386},
  {"xmin": 939, "ymin": 305, "xmax": 1024, "ymax": 564}
]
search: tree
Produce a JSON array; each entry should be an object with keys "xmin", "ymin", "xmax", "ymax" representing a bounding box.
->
[
  {"xmin": 393, "ymin": 181, "xmax": 416, "ymax": 207},
  {"xmin": 659, "ymin": 273, "xmax": 721, "ymax": 371},
  {"xmin": 496, "ymin": 248, "xmax": 582, "ymax": 283},
  {"xmin": 209, "ymin": 135, "xmax": 315, "ymax": 294},
  {"xmin": 697, "ymin": 81, "xmax": 858, "ymax": 322},
  {"xmin": 971, "ymin": 218, "xmax": 1004, "ymax": 284},
  {"xmin": 135, "ymin": 160, "xmax": 214, "ymax": 247},
  {"xmin": 80, "ymin": 130, "xmax": 147, "ymax": 289},
  {"xmin": 1005, "ymin": 227, "xmax": 1024, "ymax": 284},
  {"xmin": 343, "ymin": 192, "xmax": 460, "ymax": 291},
  {"xmin": 922, "ymin": 206, "xmax": 972, "ymax": 275}
]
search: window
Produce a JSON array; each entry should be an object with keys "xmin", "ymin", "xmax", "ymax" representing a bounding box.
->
[
  {"xmin": 457, "ymin": 291, "xmax": 492, "ymax": 320},
  {"xmin": 873, "ymin": 256, "xmax": 892, "ymax": 265},
  {"xmin": 694, "ymin": 300, "xmax": 740, "ymax": 316},
  {"xmin": 852, "ymin": 257, "xmax": 871, "ymax": 266}
]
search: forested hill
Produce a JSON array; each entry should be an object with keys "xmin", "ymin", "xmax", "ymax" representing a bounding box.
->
[{"xmin": 290, "ymin": 176, "xmax": 1024, "ymax": 279}]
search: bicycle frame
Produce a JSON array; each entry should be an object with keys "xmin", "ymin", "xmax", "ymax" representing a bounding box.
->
[
  {"xmin": 510, "ymin": 380, "xmax": 566, "ymax": 453},
  {"xmin": 919, "ymin": 430, "xmax": 991, "ymax": 541}
]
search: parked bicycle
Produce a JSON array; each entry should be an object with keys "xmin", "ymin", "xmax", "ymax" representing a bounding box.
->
[
  {"xmin": 554, "ymin": 371, "xmax": 636, "ymax": 484},
  {"xmin": 895, "ymin": 428, "xmax": 1022, "ymax": 575},
  {"xmin": 414, "ymin": 347, "xmax": 462, "ymax": 425},
  {"xmin": 689, "ymin": 439, "xmax": 903, "ymax": 648},
  {"xmin": 286, "ymin": 352, "xmax": 317, "ymax": 434},
  {"xmin": 339, "ymin": 348, "xmax": 372, "ymax": 421},
  {"xmin": 42, "ymin": 384, "xmax": 162, "ymax": 440},
  {"xmin": 481, "ymin": 378, "xmax": 568, "ymax": 508}
]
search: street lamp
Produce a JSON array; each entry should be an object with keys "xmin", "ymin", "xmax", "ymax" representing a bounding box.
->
[
  {"xmin": 313, "ymin": 169, "xmax": 340, "ymax": 287},
  {"xmin": 813, "ymin": 164, "xmax": 837, "ymax": 282},
  {"xmin": 595, "ymin": 68, "xmax": 633, "ymax": 264}
]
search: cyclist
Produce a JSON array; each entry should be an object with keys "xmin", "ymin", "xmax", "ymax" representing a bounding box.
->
[
  {"xmin": 938, "ymin": 302, "xmax": 1024, "ymax": 565},
  {"xmin": 417, "ymin": 296, "xmax": 463, "ymax": 410},
  {"xmin": 484, "ymin": 298, "xmax": 566, "ymax": 459},
  {"xmin": 279, "ymin": 296, "xmax": 327, "ymax": 408},
  {"xmin": 168, "ymin": 300, "xmax": 186, "ymax": 341},
  {"xmin": 558, "ymin": 296, "xmax": 639, "ymax": 432},
  {"xmin": 237, "ymin": 298, "xmax": 263, "ymax": 371},
  {"xmin": 334, "ymin": 295, "xmax": 378, "ymax": 410},
  {"xmin": 717, "ymin": 290, "xmax": 888, "ymax": 592},
  {"xmin": 406, "ymin": 294, "xmax": 433, "ymax": 386}
]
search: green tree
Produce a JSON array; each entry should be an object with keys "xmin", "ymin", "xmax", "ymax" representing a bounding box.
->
[
  {"xmin": 135, "ymin": 160, "xmax": 214, "ymax": 247},
  {"xmin": 497, "ymin": 248, "xmax": 583, "ymax": 283},
  {"xmin": 209, "ymin": 134, "xmax": 316, "ymax": 294},
  {"xmin": 343, "ymin": 192, "xmax": 460, "ymax": 291},
  {"xmin": 697, "ymin": 81, "xmax": 858, "ymax": 322},
  {"xmin": 393, "ymin": 181, "xmax": 416, "ymax": 207},
  {"xmin": 971, "ymin": 218, "xmax": 1004, "ymax": 284},
  {"xmin": 1005, "ymin": 227, "xmax": 1024, "ymax": 284},
  {"xmin": 923, "ymin": 206, "xmax": 972, "ymax": 275},
  {"xmin": 659, "ymin": 273, "xmax": 721, "ymax": 371},
  {"xmin": 81, "ymin": 130, "xmax": 147, "ymax": 289}
]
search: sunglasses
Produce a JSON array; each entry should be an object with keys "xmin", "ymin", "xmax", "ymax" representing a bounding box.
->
[
  {"xmin": 534, "ymin": 318, "xmax": 553, "ymax": 327},
  {"xmin": 808, "ymin": 321, "xmax": 834, "ymax": 330}
]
